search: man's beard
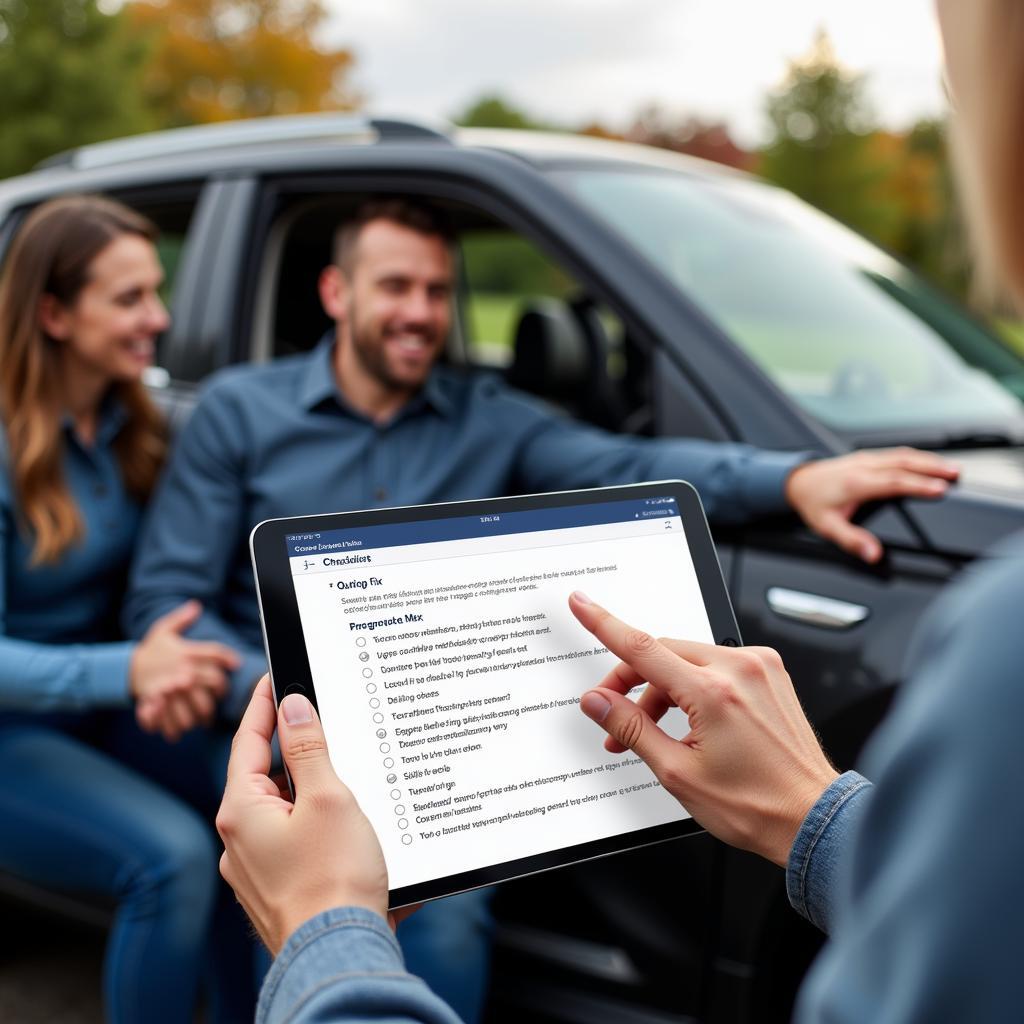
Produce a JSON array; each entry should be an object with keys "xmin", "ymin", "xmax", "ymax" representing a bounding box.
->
[{"xmin": 349, "ymin": 300, "xmax": 439, "ymax": 394}]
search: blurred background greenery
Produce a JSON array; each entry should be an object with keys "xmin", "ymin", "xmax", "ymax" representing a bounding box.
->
[{"xmin": 1, "ymin": 1, "xmax": 1017, "ymax": 346}]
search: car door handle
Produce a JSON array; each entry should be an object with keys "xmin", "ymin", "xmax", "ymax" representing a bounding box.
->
[{"xmin": 766, "ymin": 587, "xmax": 869, "ymax": 629}]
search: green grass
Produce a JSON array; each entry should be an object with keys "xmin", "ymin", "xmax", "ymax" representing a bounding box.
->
[{"xmin": 466, "ymin": 292, "xmax": 523, "ymax": 348}]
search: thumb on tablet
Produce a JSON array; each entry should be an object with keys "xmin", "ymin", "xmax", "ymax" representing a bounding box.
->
[{"xmin": 278, "ymin": 693, "xmax": 337, "ymax": 795}]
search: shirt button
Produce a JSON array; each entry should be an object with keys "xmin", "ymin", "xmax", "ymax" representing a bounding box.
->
[
  {"xmin": 94, "ymin": 483, "xmax": 108, "ymax": 498},
  {"xmin": 374, "ymin": 487, "xmax": 388, "ymax": 501}
]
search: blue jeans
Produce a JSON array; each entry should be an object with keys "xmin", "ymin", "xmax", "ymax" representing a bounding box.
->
[{"xmin": 0, "ymin": 710, "xmax": 258, "ymax": 1023}]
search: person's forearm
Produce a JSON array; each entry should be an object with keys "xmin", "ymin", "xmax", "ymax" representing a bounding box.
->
[
  {"xmin": 0, "ymin": 635, "xmax": 133, "ymax": 711},
  {"xmin": 257, "ymin": 907, "xmax": 462, "ymax": 1024},
  {"xmin": 636, "ymin": 440, "xmax": 815, "ymax": 522},
  {"xmin": 515, "ymin": 415, "xmax": 815, "ymax": 524}
]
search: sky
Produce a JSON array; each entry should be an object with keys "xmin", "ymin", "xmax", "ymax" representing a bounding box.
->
[{"xmin": 320, "ymin": 0, "xmax": 946, "ymax": 146}]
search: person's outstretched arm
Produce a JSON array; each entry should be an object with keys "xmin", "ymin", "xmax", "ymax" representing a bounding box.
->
[
  {"xmin": 510, "ymin": 389, "xmax": 957, "ymax": 563},
  {"xmin": 218, "ymin": 679, "xmax": 463, "ymax": 1024}
]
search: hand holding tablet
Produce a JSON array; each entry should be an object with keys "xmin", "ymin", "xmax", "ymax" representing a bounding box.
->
[
  {"xmin": 216, "ymin": 678, "xmax": 392, "ymax": 954},
  {"xmin": 249, "ymin": 482, "xmax": 743, "ymax": 907}
]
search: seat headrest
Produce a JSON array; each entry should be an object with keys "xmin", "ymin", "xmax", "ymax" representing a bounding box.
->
[{"xmin": 507, "ymin": 299, "xmax": 591, "ymax": 399}]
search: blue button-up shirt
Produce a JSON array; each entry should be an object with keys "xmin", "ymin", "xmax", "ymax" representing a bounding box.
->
[
  {"xmin": 0, "ymin": 403, "xmax": 141, "ymax": 710},
  {"xmin": 125, "ymin": 338, "xmax": 805, "ymax": 716}
]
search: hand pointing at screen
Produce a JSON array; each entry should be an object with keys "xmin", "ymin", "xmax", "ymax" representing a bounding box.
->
[{"xmin": 568, "ymin": 591, "xmax": 838, "ymax": 867}]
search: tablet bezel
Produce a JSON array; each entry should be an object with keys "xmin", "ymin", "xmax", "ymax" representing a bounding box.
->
[{"xmin": 250, "ymin": 480, "xmax": 741, "ymax": 908}]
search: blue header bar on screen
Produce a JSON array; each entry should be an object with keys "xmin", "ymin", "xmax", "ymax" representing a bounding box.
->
[{"xmin": 285, "ymin": 496, "xmax": 680, "ymax": 557}]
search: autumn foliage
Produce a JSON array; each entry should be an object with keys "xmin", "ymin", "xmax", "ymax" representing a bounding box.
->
[{"xmin": 126, "ymin": 0, "xmax": 357, "ymax": 126}]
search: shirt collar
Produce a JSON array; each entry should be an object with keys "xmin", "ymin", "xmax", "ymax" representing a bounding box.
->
[
  {"xmin": 300, "ymin": 333, "xmax": 455, "ymax": 421},
  {"xmin": 298, "ymin": 334, "xmax": 343, "ymax": 411},
  {"xmin": 61, "ymin": 392, "xmax": 129, "ymax": 447}
]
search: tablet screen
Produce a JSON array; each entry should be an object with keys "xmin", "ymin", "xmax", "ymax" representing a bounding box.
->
[{"xmin": 278, "ymin": 490, "xmax": 719, "ymax": 899}]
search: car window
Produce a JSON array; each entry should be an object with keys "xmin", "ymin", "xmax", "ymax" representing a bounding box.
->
[
  {"xmin": 562, "ymin": 168, "xmax": 1024, "ymax": 443},
  {"xmin": 113, "ymin": 197, "xmax": 196, "ymax": 305},
  {"xmin": 460, "ymin": 228, "xmax": 628, "ymax": 378},
  {"xmin": 256, "ymin": 196, "xmax": 643, "ymax": 431},
  {"xmin": 460, "ymin": 231, "xmax": 575, "ymax": 365}
]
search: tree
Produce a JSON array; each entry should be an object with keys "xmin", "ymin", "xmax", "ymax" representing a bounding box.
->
[
  {"xmin": 622, "ymin": 105, "xmax": 754, "ymax": 171},
  {"xmin": 125, "ymin": 0, "xmax": 357, "ymax": 126},
  {"xmin": 0, "ymin": 0, "xmax": 152, "ymax": 178},
  {"xmin": 759, "ymin": 29, "xmax": 903, "ymax": 246},
  {"xmin": 454, "ymin": 94, "xmax": 549, "ymax": 131},
  {"xmin": 894, "ymin": 119, "xmax": 971, "ymax": 300}
]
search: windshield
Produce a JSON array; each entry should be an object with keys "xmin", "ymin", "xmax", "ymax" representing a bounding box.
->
[{"xmin": 561, "ymin": 168, "xmax": 1024, "ymax": 440}]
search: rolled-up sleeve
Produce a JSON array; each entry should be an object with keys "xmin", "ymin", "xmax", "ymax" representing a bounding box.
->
[
  {"xmin": 258, "ymin": 907, "xmax": 462, "ymax": 1024},
  {"xmin": 786, "ymin": 771, "xmax": 873, "ymax": 934}
]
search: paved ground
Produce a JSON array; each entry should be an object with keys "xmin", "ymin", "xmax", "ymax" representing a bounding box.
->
[{"xmin": 0, "ymin": 906, "xmax": 103, "ymax": 1023}]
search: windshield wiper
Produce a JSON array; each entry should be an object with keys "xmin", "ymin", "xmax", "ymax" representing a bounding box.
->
[
  {"xmin": 939, "ymin": 430, "xmax": 1023, "ymax": 449},
  {"xmin": 846, "ymin": 425, "xmax": 1024, "ymax": 450}
]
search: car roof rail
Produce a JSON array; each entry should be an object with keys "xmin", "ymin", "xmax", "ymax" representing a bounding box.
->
[{"xmin": 35, "ymin": 114, "xmax": 453, "ymax": 172}]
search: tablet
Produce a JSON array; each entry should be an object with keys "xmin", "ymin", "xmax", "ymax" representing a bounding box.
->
[{"xmin": 250, "ymin": 481, "xmax": 741, "ymax": 909}]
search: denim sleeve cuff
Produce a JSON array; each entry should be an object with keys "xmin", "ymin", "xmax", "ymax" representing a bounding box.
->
[
  {"xmin": 786, "ymin": 770, "xmax": 872, "ymax": 934},
  {"xmin": 741, "ymin": 450, "xmax": 816, "ymax": 516},
  {"xmin": 257, "ymin": 906, "xmax": 458, "ymax": 1024},
  {"xmin": 81, "ymin": 641, "xmax": 135, "ymax": 706}
]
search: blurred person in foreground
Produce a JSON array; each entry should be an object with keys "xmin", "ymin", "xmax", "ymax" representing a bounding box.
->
[
  {"xmin": 0, "ymin": 196, "xmax": 256, "ymax": 1022},
  {"xmin": 215, "ymin": 1, "xmax": 1024, "ymax": 1021}
]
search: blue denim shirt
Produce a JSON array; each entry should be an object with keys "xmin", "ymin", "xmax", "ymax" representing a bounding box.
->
[
  {"xmin": 787, "ymin": 770, "xmax": 872, "ymax": 933},
  {"xmin": 124, "ymin": 337, "xmax": 807, "ymax": 717},
  {"xmin": 790, "ymin": 533, "xmax": 1024, "ymax": 1022},
  {"xmin": 0, "ymin": 403, "xmax": 140, "ymax": 711},
  {"xmin": 258, "ymin": 537, "xmax": 1024, "ymax": 1024},
  {"xmin": 790, "ymin": 532, "xmax": 1024, "ymax": 1019},
  {"xmin": 258, "ymin": 909, "xmax": 460, "ymax": 1024}
]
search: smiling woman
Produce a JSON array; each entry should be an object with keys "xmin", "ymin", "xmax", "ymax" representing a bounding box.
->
[
  {"xmin": 0, "ymin": 197, "xmax": 167, "ymax": 563},
  {"xmin": 0, "ymin": 195, "xmax": 256, "ymax": 1022},
  {"xmin": 42, "ymin": 234, "xmax": 167, "ymax": 387}
]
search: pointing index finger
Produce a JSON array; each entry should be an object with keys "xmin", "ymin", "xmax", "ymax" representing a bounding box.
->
[{"xmin": 569, "ymin": 592, "xmax": 702, "ymax": 707}]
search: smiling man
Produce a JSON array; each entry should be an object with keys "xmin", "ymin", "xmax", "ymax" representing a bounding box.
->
[
  {"xmin": 124, "ymin": 196, "xmax": 958, "ymax": 1022},
  {"xmin": 323, "ymin": 205, "xmax": 452, "ymax": 420}
]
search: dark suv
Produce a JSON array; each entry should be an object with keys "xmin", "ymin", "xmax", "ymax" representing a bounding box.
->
[{"xmin": 4, "ymin": 114, "xmax": 1024, "ymax": 1023}]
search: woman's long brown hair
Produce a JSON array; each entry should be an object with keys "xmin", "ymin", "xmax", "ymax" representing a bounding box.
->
[{"xmin": 0, "ymin": 196, "xmax": 168, "ymax": 564}]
